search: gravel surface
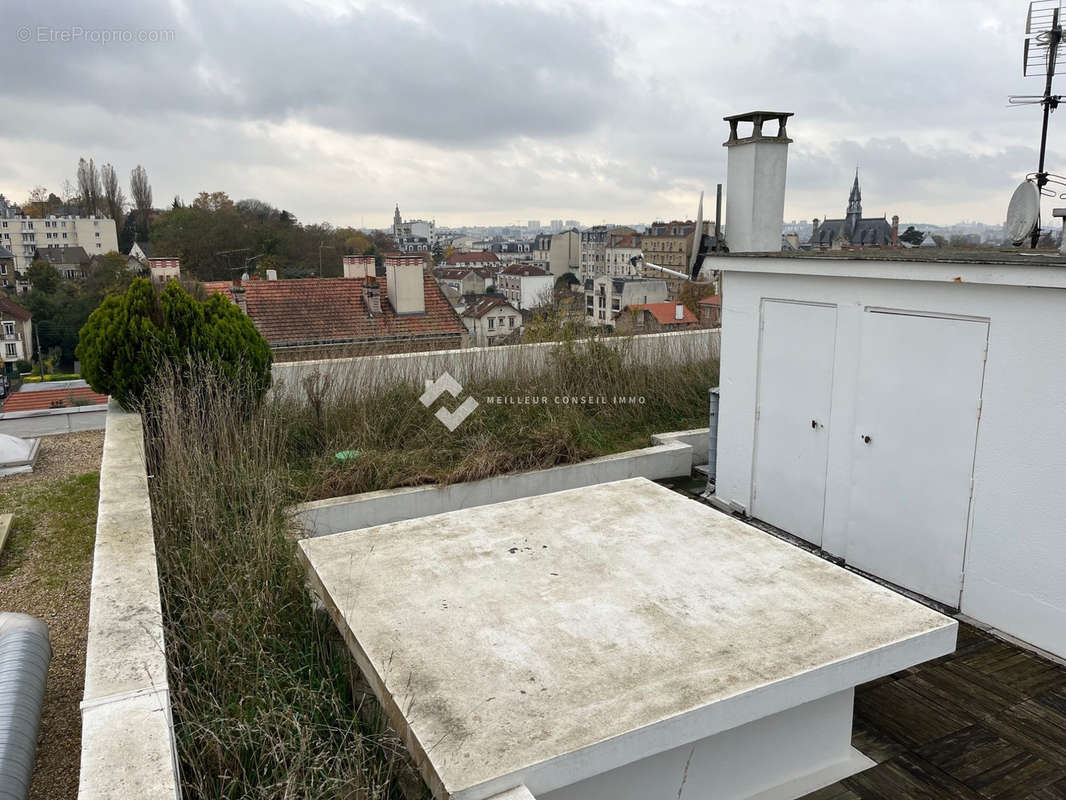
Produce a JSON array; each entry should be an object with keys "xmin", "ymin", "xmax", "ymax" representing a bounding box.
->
[{"xmin": 0, "ymin": 430, "xmax": 104, "ymax": 800}]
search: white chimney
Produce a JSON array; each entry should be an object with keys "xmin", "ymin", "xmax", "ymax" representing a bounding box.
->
[
  {"xmin": 723, "ymin": 111, "xmax": 792, "ymax": 252},
  {"xmin": 343, "ymin": 255, "xmax": 376, "ymax": 279},
  {"xmin": 385, "ymin": 254, "xmax": 426, "ymax": 315},
  {"xmin": 675, "ymin": 303, "xmax": 684, "ymax": 321},
  {"xmin": 265, "ymin": 269, "xmax": 278, "ymax": 281}
]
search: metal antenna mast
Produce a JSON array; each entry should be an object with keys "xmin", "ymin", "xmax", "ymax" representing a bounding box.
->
[{"xmin": 1010, "ymin": 1, "xmax": 1066, "ymax": 246}]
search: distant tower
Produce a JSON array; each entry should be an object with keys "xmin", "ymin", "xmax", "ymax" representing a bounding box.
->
[
  {"xmin": 845, "ymin": 171, "xmax": 862, "ymax": 238},
  {"xmin": 393, "ymin": 204, "xmax": 402, "ymax": 233}
]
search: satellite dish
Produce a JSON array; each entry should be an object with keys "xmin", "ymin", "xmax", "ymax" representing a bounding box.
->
[{"xmin": 1005, "ymin": 180, "xmax": 1041, "ymax": 244}]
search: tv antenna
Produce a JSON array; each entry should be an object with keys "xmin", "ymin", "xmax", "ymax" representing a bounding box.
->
[
  {"xmin": 633, "ymin": 189, "xmax": 725, "ymax": 283},
  {"xmin": 1009, "ymin": 0, "xmax": 1066, "ymax": 246}
]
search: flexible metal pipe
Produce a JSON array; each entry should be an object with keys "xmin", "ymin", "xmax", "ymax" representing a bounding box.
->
[
  {"xmin": 0, "ymin": 613, "xmax": 51, "ymax": 800},
  {"xmin": 707, "ymin": 387, "xmax": 720, "ymax": 490}
]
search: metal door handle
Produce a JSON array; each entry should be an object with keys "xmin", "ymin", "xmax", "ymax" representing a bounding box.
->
[{"xmin": 861, "ymin": 434, "xmax": 872, "ymax": 444}]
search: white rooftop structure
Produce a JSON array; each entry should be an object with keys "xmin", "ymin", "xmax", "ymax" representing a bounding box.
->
[
  {"xmin": 300, "ymin": 477, "xmax": 955, "ymax": 800},
  {"xmin": 0, "ymin": 433, "xmax": 40, "ymax": 476}
]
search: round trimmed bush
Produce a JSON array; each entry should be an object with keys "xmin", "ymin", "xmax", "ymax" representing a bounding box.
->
[{"xmin": 76, "ymin": 278, "xmax": 272, "ymax": 410}]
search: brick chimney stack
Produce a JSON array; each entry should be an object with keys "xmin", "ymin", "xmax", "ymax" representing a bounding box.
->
[
  {"xmin": 343, "ymin": 255, "xmax": 376, "ymax": 279},
  {"xmin": 891, "ymin": 215, "xmax": 900, "ymax": 248},
  {"xmin": 385, "ymin": 254, "xmax": 426, "ymax": 315}
]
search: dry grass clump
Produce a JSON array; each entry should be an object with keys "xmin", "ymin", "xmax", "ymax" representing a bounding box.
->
[{"xmin": 145, "ymin": 335, "xmax": 717, "ymax": 798}]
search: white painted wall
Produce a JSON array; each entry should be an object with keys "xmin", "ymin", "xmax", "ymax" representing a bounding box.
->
[{"xmin": 713, "ymin": 260, "xmax": 1066, "ymax": 657}]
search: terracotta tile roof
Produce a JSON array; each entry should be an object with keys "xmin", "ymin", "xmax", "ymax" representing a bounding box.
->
[
  {"xmin": 625, "ymin": 302, "xmax": 698, "ymax": 326},
  {"xmin": 445, "ymin": 251, "xmax": 499, "ymax": 265},
  {"xmin": 697, "ymin": 295, "xmax": 722, "ymax": 306},
  {"xmin": 240, "ymin": 276, "xmax": 465, "ymax": 348},
  {"xmin": 462, "ymin": 295, "xmax": 517, "ymax": 319},
  {"xmin": 0, "ymin": 296, "xmax": 31, "ymax": 322},
  {"xmin": 3, "ymin": 386, "xmax": 108, "ymax": 412},
  {"xmin": 200, "ymin": 281, "xmax": 235, "ymax": 298}
]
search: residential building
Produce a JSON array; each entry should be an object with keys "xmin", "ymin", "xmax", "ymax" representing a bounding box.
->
[
  {"xmin": 489, "ymin": 240, "xmax": 533, "ymax": 265},
  {"xmin": 461, "ymin": 295, "xmax": 522, "ymax": 347},
  {"xmin": 565, "ymin": 219, "xmax": 580, "ymax": 229},
  {"xmin": 580, "ymin": 226, "xmax": 636, "ymax": 280},
  {"xmin": 393, "ymin": 205, "xmax": 435, "ymax": 253},
  {"xmin": 550, "ymin": 219, "xmax": 563, "ymax": 233},
  {"xmin": 697, "ymin": 295, "xmax": 722, "ymax": 327},
  {"xmin": 0, "ymin": 295, "xmax": 31, "ymax": 374},
  {"xmin": 445, "ymin": 251, "xmax": 500, "ymax": 271},
  {"xmin": 34, "ymin": 246, "xmax": 91, "ymax": 280},
  {"xmin": 614, "ymin": 301, "xmax": 699, "ymax": 334},
  {"xmin": 129, "ymin": 240, "xmax": 152, "ymax": 263},
  {"xmin": 584, "ymin": 275, "xmax": 668, "ymax": 327},
  {"xmin": 148, "ymin": 258, "xmax": 181, "ymax": 284},
  {"xmin": 0, "ymin": 213, "xmax": 118, "ymax": 270},
  {"xmin": 809, "ymin": 174, "xmax": 899, "ymax": 249},
  {"xmin": 433, "ymin": 266, "xmax": 493, "ymax": 296},
  {"xmin": 527, "ymin": 220, "xmax": 540, "ymax": 232},
  {"xmin": 208, "ymin": 255, "xmax": 465, "ymax": 361},
  {"xmin": 643, "ymin": 219, "xmax": 708, "ymax": 274},
  {"xmin": 531, "ymin": 229, "xmax": 581, "ymax": 280},
  {"xmin": 604, "ymin": 231, "xmax": 643, "ymax": 277},
  {"xmin": 0, "ymin": 245, "xmax": 14, "ymax": 291},
  {"xmin": 497, "ymin": 264, "xmax": 554, "ymax": 310}
]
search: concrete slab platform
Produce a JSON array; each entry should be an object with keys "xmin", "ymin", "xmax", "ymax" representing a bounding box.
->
[{"xmin": 300, "ymin": 477, "xmax": 956, "ymax": 800}]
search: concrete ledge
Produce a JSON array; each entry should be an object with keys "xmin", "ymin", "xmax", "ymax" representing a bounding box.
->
[
  {"xmin": 293, "ymin": 439, "xmax": 694, "ymax": 538},
  {"xmin": 0, "ymin": 512, "xmax": 11, "ymax": 556},
  {"xmin": 651, "ymin": 427, "xmax": 709, "ymax": 465},
  {"xmin": 78, "ymin": 401, "xmax": 179, "ymax": 800},
  {"xmin": 0, "ymin": 404, "xmax": 108, "ymax": 438}
]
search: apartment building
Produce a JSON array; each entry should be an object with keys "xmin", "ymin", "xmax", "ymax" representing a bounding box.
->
[
  {"xmin": 604, "ymin": 231, "xmax": 643, "ymax": 277},
  {"xmin": 0, "ymin": 213, "xmax": 118, "ymax": 271},
  {"xmin": 0, "ymin": 246, "xmax": 14, "ymax": 291},
  {"xmin": 643, "ymin": 219, "xmax": 708, "ymax": 273},
  {"xmin": 532, "ymin": 230, "xmax": 580, "ymax": 279},
  {"xmin": 393, "ymin": 205, "xmax": 435, "ymax": 253},
  {"xmin": 497, "ymin": 264, "xmax": 554, "ymax": 310},
  {"xmin": 580, "ymin": 226, "xmax": 636, "ymax": 280},
  {"xmin": 0, "ymin": 296, "xmax": 32, "ymax": 373},
  {"xmin": 584, "ymin": 275, "xmax": 667, "ymax": 328}
]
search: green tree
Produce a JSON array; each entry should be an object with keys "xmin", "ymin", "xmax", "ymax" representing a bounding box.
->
[
  {"xmin": 899, "ymin": 226, "xmax": 925, "ymax": 247},
  {"xmin": 76, "ymin": 278, "xmax": 272, "ymax": 410},
  {"xmin": 26, "ymin": 260, "xmax": 60, "ymax": 293}
]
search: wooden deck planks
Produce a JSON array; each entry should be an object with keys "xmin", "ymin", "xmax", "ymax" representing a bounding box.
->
[{"xmin": 803, "ymin": 622, "xmax": 1066, "ymax": 800}]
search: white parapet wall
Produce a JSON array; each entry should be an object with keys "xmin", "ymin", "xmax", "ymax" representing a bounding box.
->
[
  {"xmin": 271, "ymin": 329, "xmax": 720, "ymax": 403},
  {"xmin": 293, "ymin": 433, "xmax": 707, "ymax": 538},
  {"xmin": 78, "ymin": 402, "xmax": 180, "ymax": 800},
  {"xmin": 0, "ymin": 404, "xmax": 108, "ymax": 438}
]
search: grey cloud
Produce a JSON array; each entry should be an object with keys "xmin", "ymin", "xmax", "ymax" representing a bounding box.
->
[{"xmin": 1, "ymin": 0, "xmax": 622, "ymax": 144}]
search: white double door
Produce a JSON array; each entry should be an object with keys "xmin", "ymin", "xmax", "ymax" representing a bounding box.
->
[{"xmin": 752, "ymin": 302, "xmax": 987, "ymax": 607}]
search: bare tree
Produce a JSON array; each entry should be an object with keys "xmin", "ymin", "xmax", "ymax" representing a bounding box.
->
[
  {"xmin": 130, "ymin": 164, "xmax": 153, "ymax": 235},
  {"xmin": 100, "ymin": 163, "xmax": 126, "ymax": 227},
  {"xmin": 76, "ymin": 157, "xmax": 104, "ymax": 216}
]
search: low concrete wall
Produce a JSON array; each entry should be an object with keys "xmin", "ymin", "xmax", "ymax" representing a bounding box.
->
[
  {"xmin": 78, "ymin": 402, "xmax": 180, "ymax": 799},
  {"xmin": 271, "ymin": 329, "xmax": 720, "ymax": 403},
  {"xmin": 651, "ymin": 428, "xmax": 709, "ymax": 465},
  {"xmin": 0, "ymin": 404, "xmax": 108, "ymax": 438},
  {"xmin": 294, "ymin": 435, "xmax": 703, "ymax": 538}
]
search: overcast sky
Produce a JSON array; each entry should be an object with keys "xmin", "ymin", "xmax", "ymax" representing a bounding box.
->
[{"xmin": 0, "ymin": 0, "xmax": 1057, "ymax": 228}]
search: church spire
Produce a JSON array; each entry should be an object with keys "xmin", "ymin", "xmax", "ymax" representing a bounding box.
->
[{"xmin": 845, "ymin": 170, "xmax": 862, "ymax": 236}]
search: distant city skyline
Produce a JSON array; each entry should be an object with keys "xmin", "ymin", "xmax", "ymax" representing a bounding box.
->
[{"xmin": 0, "ymin": 1, "xmax": 1054, "ymax": 230}]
